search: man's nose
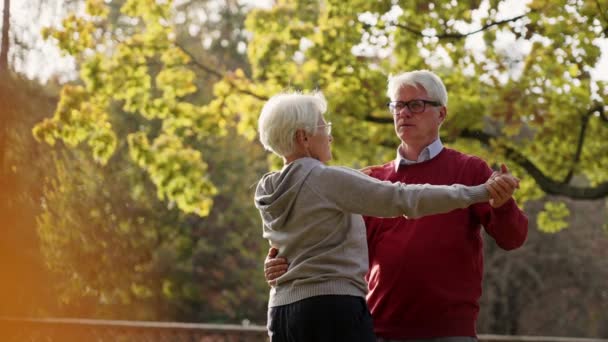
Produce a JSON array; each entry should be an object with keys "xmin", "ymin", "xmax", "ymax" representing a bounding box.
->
[{"xmin": 395, "ymin": 107, "xmax": 413, "ymax": 117}]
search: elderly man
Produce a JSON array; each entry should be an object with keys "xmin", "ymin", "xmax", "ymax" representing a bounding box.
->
[{"xmin": 265, "ymin": 70, "xmax": 528, "ymax": 342}]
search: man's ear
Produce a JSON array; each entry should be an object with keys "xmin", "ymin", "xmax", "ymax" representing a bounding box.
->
[{"xmin": 438, "ymin": 106, "xmax": 447, "ymax": 123}]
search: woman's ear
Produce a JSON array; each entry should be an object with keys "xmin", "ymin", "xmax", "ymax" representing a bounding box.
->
[{"xmin": 295, "ymin": 129, "xmax": 309, "ymax": 145}]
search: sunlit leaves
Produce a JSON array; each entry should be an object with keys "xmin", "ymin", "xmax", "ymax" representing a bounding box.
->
[
  {"xmin": 42, "ymin": 14, "xmax": 96, "ymax": 56},
  {"xmin": 237, "ymin": 0, "xmax": 607, "ymax": 228},
  {"xmin": 156, "ymin": 67, "xmax": 196, "ymax": 98},
  {"xmin": 36, "ymin": 152, "xmax": 163, "ymax": 314},
  {"xmin": 128, "ymin": 132, "xmax": 217, "ymax": 216},
  {"xmin": 122, "ymin": 0, "xmax": 171, "ymax": 24},
  {"xmin": 85, "ymin": 0, "xmax": 110, "ymax": 19},
  {"xmin": 537, "ymin": 201, "xmax": 570, "ymax": 233},
  {"xmin": 35, "ymin": 0, "xmax": 227, "ymax": 215},
  {"xmin": 33, "ymin": 85, "xmax": 117, "ymax": 163},
  {"xmin": 37, "ymin": 0, "xmax": 607, "ymax": 227}
]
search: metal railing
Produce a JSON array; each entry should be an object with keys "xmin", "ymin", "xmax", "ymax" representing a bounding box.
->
[
  {"xmin": 1, "ymin": 317, "xmax": 607, "ymax": 342},
  {"xmin": 0, "ymin": 317, "xmax": 268, "ymax": 341},
  {"xmin": 478, "ymin": 335, "xmax": 608, "ymax": 342}
]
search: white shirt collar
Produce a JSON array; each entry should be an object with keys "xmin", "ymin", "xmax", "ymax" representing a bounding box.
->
[{"xmin": 394, "ymin": 138, "xmax": 444, "ymax": 171}]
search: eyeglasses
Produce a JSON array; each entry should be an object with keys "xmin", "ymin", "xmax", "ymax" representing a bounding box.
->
[
  {"xmin": 317, "ymin": 122, "xmax": 332, "ymax": 136},
  {"xmin": 387, "ymin": 99, "xmax": 442, "ymax": 114}
]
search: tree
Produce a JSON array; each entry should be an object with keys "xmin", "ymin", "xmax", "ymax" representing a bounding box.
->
[
  {"xmin": 212, "ymin": 0, "xmax": 607, "ymax": 231},
  {"xmin": 31, "ymin": 0, "xmax": 608, "ymax": 326},
  {"xmin": 34, "ymin": 0, "xmax": 220, "ymax": 216},
  {"xmin": 36, "ymin": 129, "xmax": 270, "ymax": 322},
  {"xmin": 1, "ymin": 0, "xmax": 10, "ymax": 71},
  {"xmin": 173, "ymin": 0, "xmax": 251, "ymax": 102},
  {"xmin": 33, "ymin": 0, "xmax": 270, "ymax": 322}
]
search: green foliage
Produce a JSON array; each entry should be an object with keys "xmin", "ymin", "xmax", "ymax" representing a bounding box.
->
[
  {"xmin": 35, "ymin": 0, "xmax": 221, "ymax": 216},
  {"xmin": 128, "ymin": 132, "xmax": 216, "ymax": 216},
  {"xmin": 30, "ymin": 0, "xmax": 608, "ymax": 325},
  {"xmin": 33, "ymin": 84, "xmax": 117, "ymax": 162},
  {"xmin": 36, "ymin": 123, "xmax": 269, "ymax": 321},
  {"xmin": 37, "ymin": 150, "xmax": 166, "ymax": 318},
  {"xmin": 33, "ymin": 0, "xmax": 269, "ymax": 322},
  {"xmin": 536, "ymin": 201, "xmax": 570, "ymax": 233},
  {"xmin": 236, "ymin": 0, "xmax": 608, "ymax": 228}
]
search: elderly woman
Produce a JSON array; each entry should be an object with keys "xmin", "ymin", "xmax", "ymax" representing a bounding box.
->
[{"xmin": 254, "ymin": 91, "xmax": 516, "ymax": 342}]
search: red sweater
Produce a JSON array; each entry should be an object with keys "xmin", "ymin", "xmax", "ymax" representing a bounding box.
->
[{"xmin": 364, "ymin": 148, "xmax": 528, "ymax": 339}]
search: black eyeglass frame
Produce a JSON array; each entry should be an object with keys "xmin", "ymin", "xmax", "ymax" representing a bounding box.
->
[{"xmin": 386, "ymin": 99, "xmax": 443, "ymax": 114}]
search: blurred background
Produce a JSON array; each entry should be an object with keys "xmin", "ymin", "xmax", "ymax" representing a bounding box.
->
[{"xmin": 0, "ymin": 0, "xmax": 606, "ymax": 338}]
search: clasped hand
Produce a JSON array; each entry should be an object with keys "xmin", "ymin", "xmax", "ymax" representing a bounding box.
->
[{"xmin": 485, "ymin": 164, "xmax": 520, "ymax": 208}]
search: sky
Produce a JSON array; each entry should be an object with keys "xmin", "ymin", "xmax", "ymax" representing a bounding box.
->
[
  {"xmin": 10, "ymin": 0, "xmax": 78, "ymax": 82},
  {"xmin": 3, "ymin": 0, "xmax": 607, "ymax": 83}
]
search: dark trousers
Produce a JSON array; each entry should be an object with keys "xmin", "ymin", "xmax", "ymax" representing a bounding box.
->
[
  {"xmin": 267, "ymin": 295, "xmax": 376, "ymax": 342},
  {"xmin": 377, "ymin": 337, "xmax": 477, "ymax": 342}
]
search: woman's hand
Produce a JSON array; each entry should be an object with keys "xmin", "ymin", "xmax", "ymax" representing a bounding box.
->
[
  {"xmin": 359, "ymin": 164, "xmax": 384, "ymax": 176},
  {"xmin": 486, "ymin": 164, "xmax": 520, "ymax": 208}
]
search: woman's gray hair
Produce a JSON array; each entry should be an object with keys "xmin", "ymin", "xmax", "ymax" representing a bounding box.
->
[
  {"xmin": 387, "ymin": 70, "xmax": 448, "ymax": 106},
  {"xmin": 258, "ymin": 91, "xmax": 327, "ymax": 157}
]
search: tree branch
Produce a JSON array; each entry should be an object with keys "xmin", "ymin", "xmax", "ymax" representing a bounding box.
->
[
  {"xmin": 176, "ymin": 43, "xmax": 268, "ymax": 101},
  {"xmin": 176, "ymin": 43, "xmax": 224, "ymax": 79},
  {"xmin": 460, "ymin": 129, "xmax": 608, "ymax": 199},
  {"xmin": 563, "ymin": 105, "xmax": 605, "ymax": 183},
  {"xmin": 595, "ymin": 0, "xmax": 608, "ymax": 36},
  {"xmin": 563, "ymin": 106, "xmax": 594, "ymax": 183},
  {"xmin": 364, "ymin": 115, "xmax": 391, "ymax": 124},
  {"xmin": 363, "ymin": 114, "xmax": 608, "ymax": 199},
  {"xmin": 597, "ymin": 105, "xmax": 608, "ymax": 123},
  {"xmin": 388, "ymin": 13, "xmax": 528, "ymax": 40}
]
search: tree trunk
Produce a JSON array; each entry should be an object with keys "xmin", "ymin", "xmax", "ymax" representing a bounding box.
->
[
  {"xmin": 0, "ymin": 0, "xmax": 10, "ymax": 72},
  {"xmin": 0, "ymin": 0, "xmax": 9, "ymax": 187}
]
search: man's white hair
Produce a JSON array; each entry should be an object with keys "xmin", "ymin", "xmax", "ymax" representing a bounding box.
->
[
  {"xmin": 387, "ymin": 70, "xmax": 448, "ymax": 106},
  {"xmin": 258, "ymin": 91, "xmax": 327, "ymax": 157}
]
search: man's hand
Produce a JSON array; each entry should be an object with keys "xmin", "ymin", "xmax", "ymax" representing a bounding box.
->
[
  {"xmin": 264, "ymin": 247, "xmax": 288, "ymax": 286},
  {"xmin": 486, "ymin": 164, "xmax": 520, "ymax": 208}
]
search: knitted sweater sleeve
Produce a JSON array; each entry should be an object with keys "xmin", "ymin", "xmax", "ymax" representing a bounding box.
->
[
  {"xmin": 470, "ymin": 159, "xmax": 529, "ymax": 250},
  {"xmin": 309, "ymin": 165, "xmax": 490, "ymax": 219}
]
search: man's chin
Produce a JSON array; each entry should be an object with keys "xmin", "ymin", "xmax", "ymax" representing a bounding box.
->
[{"xmin": 397, "ymin": 131, "xmax": 411, "ymax": 141}]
